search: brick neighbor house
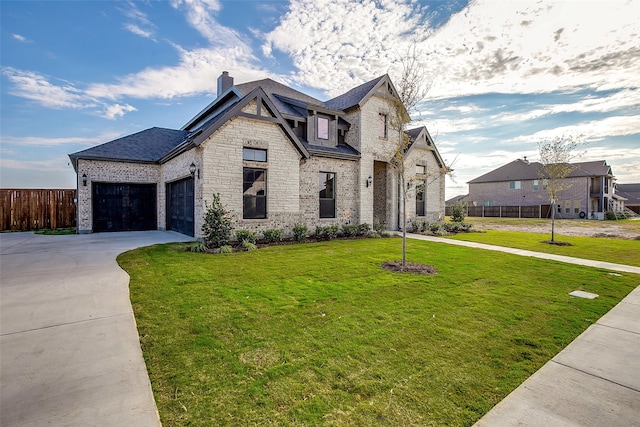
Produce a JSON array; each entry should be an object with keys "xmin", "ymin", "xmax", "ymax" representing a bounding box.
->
[
  {"xmin": 69, "ymin": 72, "xmax": 448, "ymax": 237},
  {"xmin": 466, "ymin": 158, "xmax": 621, "ymax": 219}
]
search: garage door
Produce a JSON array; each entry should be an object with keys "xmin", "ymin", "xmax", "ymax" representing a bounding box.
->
[
  {"xmin": 92, "ymin": 183, "xmax": 157, "ymax": 232},
  {"xmin": 167, "ymin": 178, "xmax": 194, "ymax": 237}
]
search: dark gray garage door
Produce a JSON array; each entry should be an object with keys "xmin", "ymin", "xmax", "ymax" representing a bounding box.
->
[
  {"xmin": 92, "ymin": 183, "xmax": 157, "ymax": 232},
  {"xmin": 167, "ymin": 178, "xmax": 194, "ymax": 237}
]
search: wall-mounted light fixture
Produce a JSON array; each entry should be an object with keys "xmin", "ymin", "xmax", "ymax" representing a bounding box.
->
[
  {"xmin": 189, "ymin": 162, "xmax": 197, "ymax": 177},
  {"xmin": 366, "ymin": 175, "xmax": 373, "ymax": 188},
  {"xmin": 82, "ymin": 173, "xmax": 87, "ymax": 187}
]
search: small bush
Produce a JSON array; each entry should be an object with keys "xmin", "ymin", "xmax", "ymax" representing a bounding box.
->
[
  {"xmin": 341, "ymin": 224, "xmax": 359, "ymax": 237},
  {"xmin": 242, "ymin": 241, "xmax": 258, "ymax": 251},
  {"xmin": 236, "ymin": 229, "xmax": 258, "ymax": 244},
  {"xmin": 189, "ymin": 242, "xmax": 207, "ymax": 253},
  {"xmin": 450, "ymin": 202, "xmax": 467, "ymax": 223},
  {"xmin": 316, "ymin": 225, "xmax": 340, "ymax": 240},
  {"xmin": 293, "ymin": 224, "xmax": 309, "ymax": 242},
  {"xmin": 263, "ymin": 229, "xmax": 284, "ymax": 243},
  {"xmin": 411, "ymin": 219, "xmax": 428, "ymax": 233},
  {"xmin": 202, "ymin": 194, "xmax": 232, "ymax": 249},
  {"xmin": 373, "ymin": 217, "xmax": 386, "ymax": 234},
  {"xmin": 216, "ymin": 245, "xmax": 233, "ymax": 254},
  {"xmin": 605, "ymin": 211, "xmax": 632, "ymax": 220},
  {"xmin": 429, "ymin": 222, "xmax": 447, "ymax": 236},
  {"xmin": 358, "ymin": 223, "xmax": 371, "ymax": 236}
]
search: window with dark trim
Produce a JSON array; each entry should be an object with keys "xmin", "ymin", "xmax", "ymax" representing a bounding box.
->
[
  {"xmin": 243, "ymin": 147, "xmax": 267, "ymax": 162},
  {"xmin": 378, "ymin": 113, "xmax": 388, "ymax": 138},
  {"xmin": 416, "ymin": 181, "xmax": 426, "ymax": 216},
  {"xmin": 509, "ymin": 180, "xmax": 521, "ymax": 189},
  {"xmin": 317, "ymin": 116, "xmax": 329, "ymax": 140},
  {"xmin": 243, "ymin": 168, "xmax": 267, "ymax": 219},
  {"xmin": 319, "ymin": 172, "xmax": 336, "ymax": 218}
]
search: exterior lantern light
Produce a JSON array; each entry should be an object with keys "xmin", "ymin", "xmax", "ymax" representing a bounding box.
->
[
  {"xmin": 82, "ymin": 173, "xmax": 87, "ymax": 187},
  {"xmin": 189, "ymin": 162, "xmax": 197, "ymax": 177},
  {"xmin": 366, "ymin": 175, "xmax": 373, "ymax": 188}
]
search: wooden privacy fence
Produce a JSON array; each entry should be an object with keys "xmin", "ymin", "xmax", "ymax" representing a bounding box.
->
[
  {"xmin": 0, "ymin": 189, "xmax": 76, "ymax": 231},
  {"xmin": 446, "ymin": 204, "xmax": 552, "ymax": 219}
]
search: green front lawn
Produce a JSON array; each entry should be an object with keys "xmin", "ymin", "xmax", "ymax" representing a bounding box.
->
[
  {"xmin": 119, "ymin": 238, "xmax": 639, "ymax": 426},
  {"xmin": 446, "ymin": 230, "xmax": 640, "ymax": 267}
]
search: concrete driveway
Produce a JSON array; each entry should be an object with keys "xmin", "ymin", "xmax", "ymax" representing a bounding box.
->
[{"xmin": 0, "ymin": 231, "xmax": 193, "ymax": 426}]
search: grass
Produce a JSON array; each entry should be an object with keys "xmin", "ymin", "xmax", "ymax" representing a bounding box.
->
[
  {"xmin": 118, "ymin": 238, "xmax": 639, "ymax": 426},
  {"xmin": 460, "ymin": 216, "xmax": 640, "ymax": 233},
  {"xmin": 33, "ymin": 228, "xmax": 76, "ymax": 235},
  {"xmin": 445, "ymin": 230, "xmax": 640, "ymax": 267}
]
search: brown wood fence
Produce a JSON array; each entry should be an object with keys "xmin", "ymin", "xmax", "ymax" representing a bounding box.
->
[
  {"xmin": 0, "ymin": 189, "xmax": 76, "ymax": 231},
  {"xmin": 446, "ymin": 204, "xmax": 552, "ymax": 219}
]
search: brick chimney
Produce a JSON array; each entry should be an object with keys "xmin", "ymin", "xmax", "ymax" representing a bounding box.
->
[{"xmin": 217, "ymin": 71, "xmax": 233, "ymax": 96}]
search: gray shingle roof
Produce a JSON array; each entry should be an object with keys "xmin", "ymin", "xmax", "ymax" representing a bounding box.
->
[
  {"xmin": 69, "ymin": 127, "xmax": 189, "ymax": 165},
  {"xmin": 616, "ymin": 183, "xmax": 640, "ymax": 205},
  {"xmin": 325, "ymin": 75, "xmax": 386, "ymax": 111},
  {"xmin": 236, "ymin": 79, "xmax": 325, "ymax": 108},
  {"xmin": 469, "ymin": 159, "xmax": 613, "ymax": 184}
]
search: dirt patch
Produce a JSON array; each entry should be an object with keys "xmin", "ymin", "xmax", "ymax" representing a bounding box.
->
[
  {"xmin": 473, "ymin": 220, "xmax": 640, "ymax": 240},
  {"xmin": 382, "ymin": 261, "xmax": 438, "ymax": 275}
]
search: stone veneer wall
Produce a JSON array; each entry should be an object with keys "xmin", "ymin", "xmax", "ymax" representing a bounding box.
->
[
  {"xmin": 75, "ymin": 159, "xmax": 160, "ymax": 233},
  {"xmin": 299, "ymin": 156, "xmax": 360, "ymax": 229},
  {"xmin": 160, "ymin": 148, "xmax": 202, "ymax": 233},
  {"xmin": 198, "ymin": 114, "xmax": 302, "ymax": 238},
  {"xmin": 404, "ymin": 145, "xmax": 447, "ymax": 223}
]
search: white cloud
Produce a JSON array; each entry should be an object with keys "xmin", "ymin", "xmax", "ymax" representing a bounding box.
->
[
  {"xmin": 3, "ymin": 67, "xmax": 95, "ymax": 109},
  {"xmin": 124, "ymin": 23, "xmax": 156, "ymax": 40},
  {"xmin": 0, "ymin": 132, "xmax": 122, "ymax": 147},
  {"xmin": 12, "ymin": 34, "xmax": 29, "ymax": 43},
  {"xmin": 102, "ymin": 103, "xmax": 138, "ymax": 119}
]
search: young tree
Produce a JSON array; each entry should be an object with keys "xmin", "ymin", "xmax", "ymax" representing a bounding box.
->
[
  {"xmin": 387, "ymin": 50, "xmax": 430, "ymax": 268},
  {"xmin": 201, "ymin": 193, "xmax": 232, "ymax": 249},
  {"xmin": 538, "ymin": 135, "xmax": 582, "ymax": 242}
]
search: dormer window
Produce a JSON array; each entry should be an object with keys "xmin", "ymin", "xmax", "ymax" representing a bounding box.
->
[{"xmin": 317, "ymin": 116, "xmax": 329, "ymax": 140}]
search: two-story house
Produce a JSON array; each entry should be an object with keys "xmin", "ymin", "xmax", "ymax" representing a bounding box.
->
[
  {"xmin": 466, "ymin": 158, "xmax": 619, "ymax": 219},
  {"xmin": 69, "ymin": 72, "xmax": 448, "ymax": 237}
]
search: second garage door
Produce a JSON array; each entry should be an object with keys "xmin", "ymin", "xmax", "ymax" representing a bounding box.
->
[{"xmin": 92, "ymin": 183, "xmax": 157, "ymax": 232}]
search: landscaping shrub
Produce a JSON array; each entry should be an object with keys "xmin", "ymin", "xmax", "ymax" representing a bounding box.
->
[
  {"xmin": 292, "ymin": 224, "xmax": 309, "ymax": 242},
  {"xmin": 316, "ymin": 225, "xmax": 340, "ymax": 240},
  {"xmin": 605, "ymin": 211, "xmax": 632, "ymax": 220},
  {"xmin": 263, "ymin": 229, "xmax": 284, "ymax": 243},
  {"xmin": 373, "ymin": 217, "xmax": 386, "ymax": 234},
  {"xmin": 242, "ymin": 241, "xmax": 257, "ymax": 251},
  {"xmin": 216, "ymin": 245, "xmax": 233, "ymax": 254},
  {"xmin": 202, "ymin": 193, "xmax": 232, "ymax": 249},
  {"xmin": 429, "ymin": 222, "xmax": 447, "ymax": 236},
  {"xmin": 450, "ymin": 202, "xmax": 467, "ymax": 223},
  {"xmin": 341, "ymin": 224, "xmax": 359, "ymax": 237},
  {"xmin": 236, "ymin": 229, "xmax": 257, "ymax": 244},
  {"xmin": 358, "ymin": 223, "xmax": 371, "ymax": 236}
]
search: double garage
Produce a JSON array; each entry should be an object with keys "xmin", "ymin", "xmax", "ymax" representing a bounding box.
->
[{"xmin": 92, "ymin": 178, "xmax": 194, "ymax": 236}]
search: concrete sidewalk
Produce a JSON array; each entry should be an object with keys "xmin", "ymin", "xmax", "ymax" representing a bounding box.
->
[
  {"xmin": 0, "ymin": 231, "xmax": 193, "ymax": 426},
  {"xmin": 403, "ymin": 232, "xmax": 640, "ymax": 426}
]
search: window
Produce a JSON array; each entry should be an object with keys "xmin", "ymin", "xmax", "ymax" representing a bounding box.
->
[
  {"xmin": 416, "ymin": 165, "xmax": 426, "ymax": 175},
  {"xmin": 565, "ymin": 200, "xmax": 571, "ymax": 214},
  {"xmin": 243, "ymin": 148, "xmax": 267, "ymax": 162},
  {"xmin": 543, "ymin": 179, "xmax": 549, "ymax": 189},
  {"xmin": 484, "ymin": 201, "xmax": 494, "ymax": 207},
  {"xmin": 574, "ymin": 199, "xmax": 581, "ymax": 214},
  {"xmin": 509, "ymin": 181, "xmax": 521, "ymax": 189},
  {"xmin": 243, "ymin": 168, "xmax": 266, "ymax": 219},
  {"xmin": 317, "ymin": 116, "xmax": 329, "ymax": 140},
  {"xmin": 416, "ymin": 182, "xmax": 426, "ymax": 216},
  {"xmin": 319, "ymin": 172, "xmax": 336, "ymax": 218},
  {"xmin": 378, "ymin": 113, "xmax": 387, "ymax": 138},
  {"xmin": 533, "ymin": 180, "xmax": 539, "ymax": 191}
]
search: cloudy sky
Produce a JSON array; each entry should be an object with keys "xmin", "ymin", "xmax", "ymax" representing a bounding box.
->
[{"xmin": 2, "ymin": 0, "xmax": 639, "ymax": 198}]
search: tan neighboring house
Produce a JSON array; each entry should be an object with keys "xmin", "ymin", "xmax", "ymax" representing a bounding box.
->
[
  {"xmin": 69, "ymin": 72, "xmax": 448, "ymax": 237},
  {"xmin": 467, "ymin": 158, "xmax": 621, "ymax": 219}
]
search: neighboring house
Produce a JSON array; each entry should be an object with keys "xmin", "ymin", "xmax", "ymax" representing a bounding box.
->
[
  {"xmin": 616, "ymin": 184, "xmax": 640, "ymax": 214},
  {"xmin": 69, "ymin": 72, "xmax": 448, "ymax": 237},
  {"xmin": 466, "ymin": 158, "xmax": 619, "ymax": 219},
  {"xmin": 445, "ymin": 194, "xmax": 469, "ymax": 206}
]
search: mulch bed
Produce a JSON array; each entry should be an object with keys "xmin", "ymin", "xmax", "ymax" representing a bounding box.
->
[
  {"xmin": 381, "ymin": 261, "xmax": 438, "ymax": 275},
  {"xmin": 541, "ymin": 240, "xmax": 573, "ymax": 246}
]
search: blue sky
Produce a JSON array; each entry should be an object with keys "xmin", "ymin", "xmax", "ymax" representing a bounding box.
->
[{"xmin": 2, "ymin": 0, "xmax": 639, "ymax": 198}]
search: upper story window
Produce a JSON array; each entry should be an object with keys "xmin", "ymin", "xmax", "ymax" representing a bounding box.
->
[
  {"xmin": 317, "ymin": 116, "xmax": 329, "ymax": 140},
  {"xmin": 416, "ymin": 165, "xmax": 426, "ymax": 175},
  {"xmin": 243, "ymin": 147, "xmax": 267, "ymax": 162},
  {"xmin": 378, "ymin": 113, "xmax": 387, "ymax": 138},
  {"xmin": 533, "ymin": 179, "xmax": 540, "ymax": 191},
  {"xmin": 509, "ymin": 181, "xmax": 521, "ymax": 189}
]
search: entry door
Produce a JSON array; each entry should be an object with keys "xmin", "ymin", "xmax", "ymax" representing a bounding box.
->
[
  {"xmin": 167, "ymin": 178, "xmax": 195, "ymax": 236},
  {"xmin": 93, "ymin": 183, "xmax": 157, "ymax": 232}
]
